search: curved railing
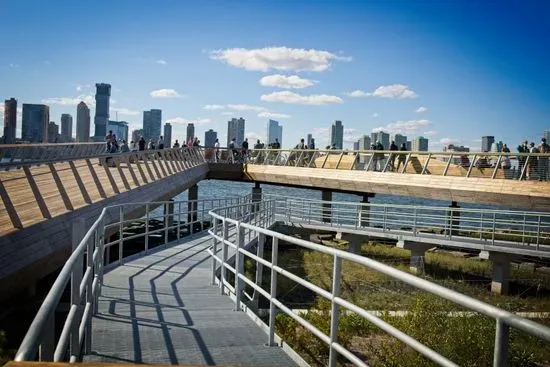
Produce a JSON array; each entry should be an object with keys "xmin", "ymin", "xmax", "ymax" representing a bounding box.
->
[
  {"xmin": 14, "ymin": 195, "xmax": 252, "ymax": 362},
  {"xmin": 207, "ymin": 199, "xmax": 550, "ymax": 367}
]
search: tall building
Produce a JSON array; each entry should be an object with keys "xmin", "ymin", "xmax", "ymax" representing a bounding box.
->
[
  {"xmin": 47, "ymin": 121, "xmax": 59, "ymax": 143},
  {"xmin": 406, "ymin": 141, "xmax": 412, "ymax": 151},
  {"xmin": 330, "ymin": 120, "xmax": 343, "ymax": 149},
  {"xmin": 393, "ymin": 134, "xmax": 407, "ymax": 148},
  {"xmin": 132, "ymin": 129, "xmax": 144, "ymax": 143},
  {"xmin": 186, "ymin": 123, "xmax": 195, "ymax": 142},
  {"xmin": 60, "ymin": 113, "xmax": 73, "ymax": 142},
  {"xmin": 76, "ymin": 101, "xmax": 90, "ymax": 142},
  {"xmin": 371, "ymin": 131, "xmax": 390, "ymax": 149},
  {"xmin": 481, "ymin": 136, "xmax": 494, "ymax": 152},
  {"xmin": 205, "ymin": 129, "xmax": 217, "ymax": 147},
  {"xmin": 164, "ymin": 123, "xmax": 172, "ymax": 148},
  {"xmin": 412, "ymin": 136, "xmax": 429, "ymax": 152},
  {"xmin": 22, "ymin": 104, "xmax": 49, "ymax": 143},
  {"xmin": 3, "ymin": 98, "xmax": 17, "ymax": 144},
  {"xmin": 353, "ymin": 141, "xmax": 359, "ymax": 150},
  {"xmin": 357, "ymin": 135, "xmax": 371, "ymax": 163},
  {"xmin": 107, "ymin": 120, "xmax": 129, "ymax": 142},
  {"xmin": 94, "ymin": 83, "xmax": 111, "ymax": 139},
  {"xmin": 227, "ymin": 117, "xmax": 245, "ymax": 147},
  {"xmin": 142, "ymin": 109, "xmax": 161, "ymax": 141},
  {"xmin": 545, "ymin": 130, "xmax": 550, "ymax": 142},
  {"xmin": 306, "ymin": 133, "xmax": 313, "ymax": 148},
  {"xmin": 266, "ymin": 119, "xmax": 282, "ymax": 147}
]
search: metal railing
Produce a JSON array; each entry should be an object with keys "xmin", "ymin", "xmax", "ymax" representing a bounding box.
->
[
  {"xmin": 207, "ymin": 199, "xmax": 550, "ymax": 367},
  {"xmin": 210, "ymin": 147, "xmax": 550, "ymax": 181},
  {"xmin": 14, "ymin": 195, "xmax": 252, "ymax": 362}
]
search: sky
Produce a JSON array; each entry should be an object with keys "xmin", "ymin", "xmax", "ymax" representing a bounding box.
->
[{"xmin": 0, "ymin": 0, "xmax": 549, "ymax": 150}]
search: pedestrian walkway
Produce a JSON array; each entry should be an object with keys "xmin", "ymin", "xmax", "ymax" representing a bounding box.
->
[{"xmin": 85, "ymin": 232, "xmax": 297, "ymax": 366}]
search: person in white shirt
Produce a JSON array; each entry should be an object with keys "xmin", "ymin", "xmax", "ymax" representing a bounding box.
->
[{"xmin": 214, "ymin": 139, "xmax": 220, "ymax": 162}]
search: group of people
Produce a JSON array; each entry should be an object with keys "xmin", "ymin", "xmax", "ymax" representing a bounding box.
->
[{"xmin": 516, "ymin": 138, "xmax": 549, "ymax": 180}]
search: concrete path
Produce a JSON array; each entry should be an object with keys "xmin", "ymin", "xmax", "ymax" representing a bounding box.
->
[{"xmin": 85, "ymin": 232, "xmax": 297, "ymax": 366}]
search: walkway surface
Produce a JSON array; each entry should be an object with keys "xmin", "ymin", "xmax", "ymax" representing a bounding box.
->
[{"xmin": 85, "ymin": 232, "xmax": 297, "ymax": 366}]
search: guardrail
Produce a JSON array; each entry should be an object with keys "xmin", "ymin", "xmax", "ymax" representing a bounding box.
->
[
  {"xmin": 208, "ymin": 147, "xmax": 550, "ymax": 181},
  {"xmin": 207, "ymin": 199, "xmax": 550, "ymax": 367},
  {"xmin": 14, "ymin": 195, "xmax": 252, "ymax": 362}
]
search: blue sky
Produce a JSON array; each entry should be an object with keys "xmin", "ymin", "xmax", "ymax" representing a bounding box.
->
[{"xmin": 0, "ymin": 0, "xmax": 549, "ymax": 150}]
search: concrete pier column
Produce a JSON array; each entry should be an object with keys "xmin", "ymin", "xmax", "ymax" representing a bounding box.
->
[
  {"xmin": 397, "ymin": 240, "xmax": 434, "ymax": 274},
  {"xmin": 322, "ymin": 190, "xmax": 332, "ymax": 223},
  {"xmin": 447, "ymin": 201, "xmax": 460, "ymax": 236},
  {"xmin": 164, "ymin": 199, "xmax": 174, "ymax": 229},
  {"xmin": 188, "ymin": 185, "xmax": 198, "ymax": 233},
  {"xmin": 336, "ymin": 232, "xmax": 366, "ymax": 255},
  {"xmin": 359, "ymin": 193, "xmax": 375, "ymax": 228},
  {"xmin": 481, "ymin": 251, "xmax": 511, "ymax": 295},
  {"xmin": 252, "ymin": 182, "xmax": 262, "ymax": 213}
]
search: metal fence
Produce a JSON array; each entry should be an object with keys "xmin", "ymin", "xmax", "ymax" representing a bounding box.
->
[
  {"xmin": 207, "ymin": 199, "xmax": 550, "ymax": 367},
  {"xmin": 14, "ymin": 195, "xmax": 251, "ymax": 363}
]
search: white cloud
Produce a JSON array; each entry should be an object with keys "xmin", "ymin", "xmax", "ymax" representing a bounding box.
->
[
  {"xmin": 439, "ymin": 138, "xmax": 461, "ymax": 146},
  {"xmin": 111, "ymin": 107, "xmax": 140, "ymax": 116},
  {"xmin": 371, "ymin": 119, "xmax": 431, "ymax": 134},
  {"xmin": 424, "ymin": 130, "xmax": 438, "ymax": 137},
  {"xmin": 227, "ymin": 104, "xmax": 267, "ymax": 112},
  {"xmin": 259, "ymin": 74, "xmax": 316, "ymax": 89},
  {"xmin": 42, "ymin": 95, "xmax": 94, "ymax": 105},
  {"xmin": 9, "ymin": 63, "xmax": 19, "ymax": 68},
  {"xmin": 258, "ymin": 111, "xmax": 291, "ymax": 119},
  {"xmin": 150, "ymin": 88, "xmax": 182, "ymax": 98},
  {"xmin": 203, "ymin": 104, "xmax": 225, "ymax": 110},
  {"xmin": 245, "ymin": 131, "xmax": 266, "ymax": 142},
  {"xmin": 368, "ymin": 84, "xmax": 418, "ymax": 99},
  {"xmin": 344, "ymin": 90, "xmax": 368, "ymax": 98},
  {"xmin": 416, "ymin": 106, "xmax": 428, "ymax": 113},
  {"xmin": 164, "ymin": 117, "xmax": 211, "ymax": 125},
  {"xmin": 220, "ymin": 111, "xmax": 234, "ymax": 116},
  {"xmin": 210, "ymin": 46, "xmax": 351, "ymax": 72},
  {"xmin": 343, "ymin": 128, "xmax": 360, "ymax": 143},
  {"xmin": 372, "ymin": 112, "xmax": 379, "ymax": 118},
  {"xmin": 156, "ymin": 59, "xmax": 167, "ymax": 65},
  {"xmin": 261, "ymin": 91, "xmax": 343, "ymax": 105}
]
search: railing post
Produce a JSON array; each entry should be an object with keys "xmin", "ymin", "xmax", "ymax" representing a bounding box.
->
[
  {"xmin": 211, "ymin": 217, "xmax": 218, "ymax": 285},
  {"xmin": 493, "ymin": 319, "xmax": 509, "ymax": 367},
  {"xmin": 145, "ymin": 204, "xmax": 149, "ymax": 252},
  {"xmin": 70, "ymin": 219, "xmax": 85, "ymax": 360},
  {"xmin": 268, "ymin": 236, "xmax": 279, "ymax": 346},
  {"xmin": 253, "ymin": 233, "xmax": 265, "ymax": 306},
  {"xmin": 537, "ymin": 215, "xmax": 541, "ymax": 251},
  {"xmin": 220, "ymin": 220, "xmax": 228, "ymax": 295},
  {"xmin": 413, "ymin": 208, "xmax": 418, "ymax": 235},
  {"xmin": 85, "ymin": 231, "xmax": 93, "ymax": 353},
  {"xmin": 177, "ymin": 202, "xmax": 182, "ymax": 239},
  {"xmin": 383, "ymin": 206, "xmax": 387, "ymax": 231},
  {"xmin": 118, "ymin": 206, "xmax": 124, "ymax": 265},
  {"xmin": 328, "ymin": 256, "xmax": 342, "ymax": 367},
  {"xmin": 492, "ymin": 212, "xmax": 496, "ymax": 245},
  {"xmin": 235, "ymin": 223, "xmax": 245, "ymax": 311}
]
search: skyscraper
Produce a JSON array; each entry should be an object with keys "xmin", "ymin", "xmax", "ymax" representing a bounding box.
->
[
  {"xmin": 107, "ymin": 120, "xmax": 129, "ymax": 141},
  {"xmin": 481, "ymin": 136, "xmax": 494, "ymax": 152},
  {"xmin": 143, "ymin": 109, "xmax": 161, "ymax": 141},
  {"xmin": 60, "ymin": 113, "xmax": 73, "ymax": 142},
  {"xmin": 544, "ymin": 130, "xmax": 550, "ymax": 142},
  {"xmin": 306, "ymin": 133, "xmax": 313, "ymax": 148},
  {"xmin": 205, "ymin": 129, "xmax": 217, "ymax": 147},
  {"xmin": 371, "ymin": 131, "xmax": 390, "ymax": 149},
  {"xmin": 3, "ymin": 98, "xmax": 17, "ymax": 144},
  {"xmin": 94, "ymin": 83, "xmax": 111, "ymax": 139},
  {"xmin": 22, "ymin": 104, "xmax": 49, "ymax": 143},
  {"xmin": 393, "ymin": 134, "xmax": 407, "ymax": 148},
  {"xmin": 412, "ymin": 136, "xmax": 429, "ymax": 152},
  {"xmin": 227, "ymin": 117, "xmax": 245, "ymax": 147},
  {"xmin": 330, "ymin": 120, "xmax": 343, "ymax": 149},
  {"xmin": 186, "ymin": 123, "xmax": 195, "ymax": 142},
  {"xmin": 266, "ymin": 119, "xmax": 282, "ymax": 147},
  {"xmin": 357, "ymin": 135, "xmax": 371, "ymax": 163},
  {"xmin": 164, "ymin": 123, "xmax": 172, "ymax": 148},
  {"xmin": 76, "ymin": 101, "xmax": 90, "ymax": 142},
  {"xmin": 353, "ymin": 141, "xmax": 359, "ymax": 150},
  {"xmin": 48, "ymin": 121, "xmax": 59, "ymax": 143}
]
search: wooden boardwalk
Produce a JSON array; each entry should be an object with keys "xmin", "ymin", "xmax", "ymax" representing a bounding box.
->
[{"xmin": 86, "ymin": 232, "xmax": 298, "ymax": 366}]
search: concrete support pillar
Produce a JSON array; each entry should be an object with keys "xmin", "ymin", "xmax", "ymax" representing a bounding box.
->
[
  {"xmin": 164, "ymin": 199, "xmax": 174, "ymax": 230},
  {"xmin": 481, "ymin": 251, "xmax": 511, "ymax": 295},
  {"xmin": 336, "ymin": 232, "xmax": 366, "ymax": 255},
  {"xmin": 447, "ymin": 201, "xmax": 460, "ymax": 236},
  {"xmin": 188, "ymin": 185, "xmax": 198, "ymax": 233},
  {"xmin": 322, "ymin": 190, "xmax": 332, "ymax": 223},
  {"xmin": 397, "ymin": 240, "xmax": 434, "ymax": 274},
  {"xmin": 252, "ymin": 182, "xmax": 262, "ymax": 212},
  {"xmin": 358, "ymin": 193, "xmax": 375, "ymax": 228}
]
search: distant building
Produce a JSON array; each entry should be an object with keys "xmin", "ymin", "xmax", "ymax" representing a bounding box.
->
[
  {"xmin": 107, "ymin": 120, "xmax": 129, "ymax": 142},
  {"xmin": 3, "ymin": 98, "xmax": 17, "ymax": 144},
  {"xmin": 545, "ymin": 130, "xmax": 550, "ymax": 142},
  {"xmin": 227, "ymin": 117, "xmax": 245, "ymax": 147},
  {"xmin": 205, "ymin": 129, "xmax": 217, "ymax": 147},
  {"xmin": 306, "ymin": 133, "xmax": 313, "ymax": 148},
  {"xmin": 267, "ymin": 119, "xmax": 282, "ymax": 147},
  {"xmin": 164, "ymin": 123, "xmax": 172, "ymax": 148},
  {"xmin": 186, "ymin": 123, "xmax": 195, "ymax": 142},
  {"xmin": 481, "ymin": 136, "xmax": 494, "ymax": 152},
  {"xmin": 76, "ymin": 101, "xmax": 90, "ymax": 142},
  {"xmin": 132, "ymin": 129, "xmax": 144, "ymax": 143},
  {"xmin": 94, "ymin": 83, "xmax": 111, "ymax": 139},
  {"xmin": 357, "ymin": 135, "xmax": 372, "ymax": 163},
  {"xmin": 495, "ymin": 141, "xmax": 503, "ymax": 152},
  {"xmin": 47, "ymin": 121, "xmax": 59, "ymax": 143},
  {"xmin": 330, "ymin": 120, "xmax": 343, "ymax": 149},
  {"xmin": 143, "ymin": 109, "xmax": 161, "ymax": 141},
  {"xmin": 443, "ymin": 144, "xmax": 470, "ymax": 152},
  {"xmin": 371, "ymin": 131, "xmax": 390, "ymax": 149},
  {"xmin": 412, "ymin": 136, "xmax": 429, "ymax": 152},
  {"xmin": 60, "ymin": 113, "xmax": 73, "ymax": 142},
  {"xmin": 406, "ymin": 141, "xmax": 412, "ymax": 151},
  {"xmin": 22, "ymin": 104, "xmax": 49, "ymax": 143},
  {"xmin": 392, "ymin": 134, "xmax": 407, "ymax": 148}
]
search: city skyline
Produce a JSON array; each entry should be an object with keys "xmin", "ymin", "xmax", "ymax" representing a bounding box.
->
[{"xmin": 0, "ymin": 1, "xmax": 549, "ymax": 149}]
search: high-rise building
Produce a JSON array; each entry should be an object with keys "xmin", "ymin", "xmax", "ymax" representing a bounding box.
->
[
  {"xmin": 330, "ymin": 120, "xmax": 343, "ymax": 149},
  {"xmin": 142, "ymin": 109, "xmax": 161, "ymax": 141},
  {"xmin": 227, "ymin": 117, "xmax": 245, "ymax": 147},
  {"xmin": 107, "ymin": 120, "xmax": 129, "ymax": 142},
  {"xmin": 94, "ymin": 83, "xmax": 111, "ymax": 139},
  {"xmin": 132, "ymin": 129, "xmax": 144, "ymax": 143},
  {"xmin": 47, "ymin": 121, "xmax": 59, "ymax": 143},
  {"xmin": 545, "ymin": 130, "xmax": 550, "ymax": 142},
  {"xmin": 371, "ymin": 131, "xmax": 390, "ymax": 149},
  {"xmin": 306, "ymin": 133, "xmax": 313, "ymax": 148},
  {"xmin": 406, "ymin": 141, "xmax": 412, "ymax": 151},
  {"xmin": 412, "ymin": 136, "xmax": 429, "ymax": 152},
  {"xmin": 60, "ymin": 113, "xmax": 73, "ymax": 142},
  {"xmin": 481, "ymin": 136, "xmax": 494, "ymax": 152},
  {"xmin": 164, "ymin": 123, "xmax": 172, "ymax": 148},
  {"xmin": 266, "ymin": 119, "xmax": 282, "ymax": 147},
  {"xmin": 353, "ymin": 141, "xmax": 359, "ymax": 150},
  {"xmin": 205, "ymin": 129, "xmax": 217, "ymax": 147},
  {"xmin": 76, "ymin": 101, "xmax": 90, "ymax": 142},
  {"xmin": 22, "ymin": 104, "xmax": 49, "ymax": 143},
  {"xmin": 357, "ymin": 135, "xmax": 372, "ymax": 163},
  {"xmin": 3, "ymin": 98, "xmax": 17, "ymax": 144},
  {"xmin": 186, "ymin": 123, "xmax": 195, "ymax": 142},
  {"xmin": 393, "ymin": 134, "xmax": 407, "ymax": 148}
]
